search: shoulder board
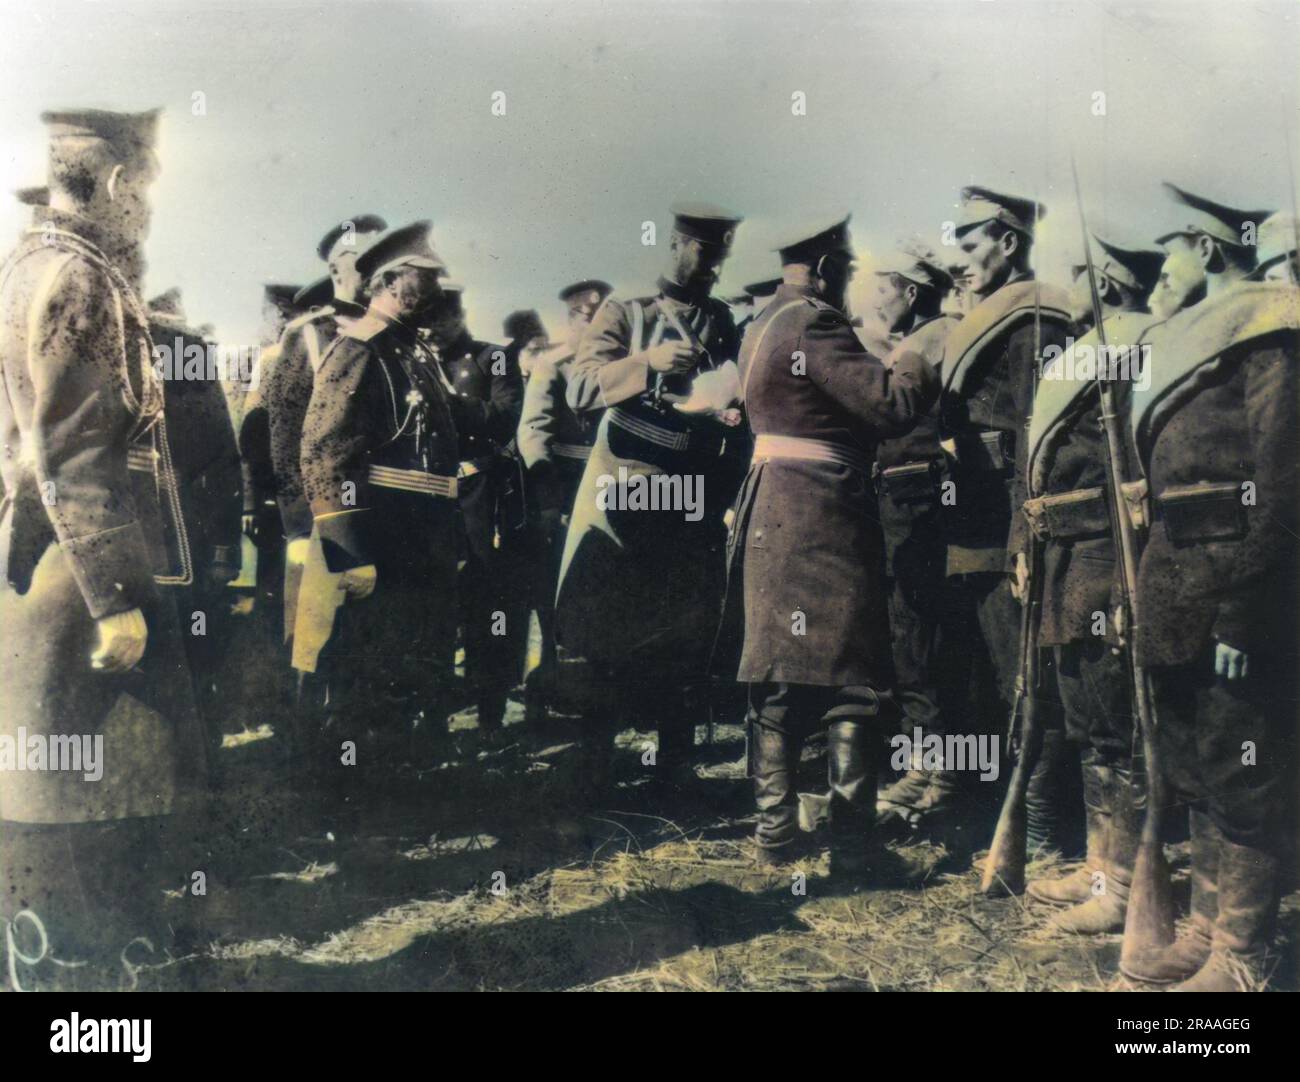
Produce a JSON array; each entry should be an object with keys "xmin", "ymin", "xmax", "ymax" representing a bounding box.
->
[
  {"xmin": 284, "ymin": 306, "xmax": 337, "ymax": 335},
  {"xmin": 339, "ymin": 312, "xmax": 388, "ymax": 342}
]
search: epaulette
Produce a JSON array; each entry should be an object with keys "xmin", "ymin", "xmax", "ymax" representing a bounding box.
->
[
  {"xmin": 283, "ymin": 305, "xmax": 337, "ymax": 336},
  {"xmin": 339, "ymin": 312, "xmax": 388, "ymax": 343}
]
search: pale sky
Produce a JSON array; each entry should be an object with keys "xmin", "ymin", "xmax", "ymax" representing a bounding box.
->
[{"xmin": 1, "ymin": 0, "xmax": 1297, "ymax": 347}]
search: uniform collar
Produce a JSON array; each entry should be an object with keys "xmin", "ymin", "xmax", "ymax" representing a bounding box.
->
[
  {"xmin": 31, "ymin": 205, "xmax": 142, "ymax": 280},
  {"xmin": 658, "ymin": 275, "xmax": 711, "ymax": 305}
]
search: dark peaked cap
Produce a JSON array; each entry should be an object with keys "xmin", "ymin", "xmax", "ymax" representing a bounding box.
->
[
  {"xmin": 744, "ymin": 277, "xmax": 783, "ymax": 298},
  {"xmin": 292, "ymin": 276, "xmax": 332, "ymax": 309},
  {"xmin": 15, "ymin": 186, "xmax": 48, "ymax": 206},
  {"xmin": 317, "ymin": 213, "xmax": 389, "ymax": 261},
  {"xmin": 955, "ymin": 186, "xmax": 1045, "ymax": 237},
  {"xmin": 775, "ymin": 215, "xmax": 853, "ymax": 264},
  {"xmin": 1157, "ymin": 183, "xmax": 1273, "ymax": 249},
  {"xmin": 355, "ymin": 220, "xmax": 445, "ymax": 280},
  {"xmin": 42, "ymin": 108, "xmax": 161, "ymax": 154},
  {"xmin": 670, "ymin": 202, "xmax": 743, "ymax": 248},
  {"xmin": 558, "ymin": 279, "xmax": 613, "ymax": 306},
  {"xmin": 1092, "ymin": 235, "xmax": 1164, "ymax": 294}
]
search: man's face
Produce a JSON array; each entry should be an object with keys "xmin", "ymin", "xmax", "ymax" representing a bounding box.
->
[
  {"xmin": 389, "ymin": 266, "xmax": 443, "ymax": 319},
  {"xmin": 671, "ymin": 234, "xmax": 727, "ymax": 295},
  {"xmin": 329, "ymin": 231, "xmax": 383, "ymax": 304},
  {"xmin": 958, "ymin": 221, "xmax": 1017, "ymax": 296},
  {"xmin": 874, "ymin": 273, "xmax": 915, "ymax": 333},
  {"xmin": 422, "ymin": 291, "xmax": 466, "ymax": 347},
  {"xmin": 816, "ymin": 252, "xmax": 855, "ymax": 312},
  {"xmin": 1263, "ymin": 255, "xmax": 1299, "ymax": 285},
  {"xmin": 566, "ymin": 297, "xmax": 601, "ymax": 343},
  {"xmin": 1153, "ymin": 236, "xmax": 1207, "ymax": 317},
  {"xmin": 1067, "ymin": 268, "xmax": 1114, "ymax": 327},
  {"xmin": 102, "ymin": 152, "xmax": 159, "ymax": 247}
]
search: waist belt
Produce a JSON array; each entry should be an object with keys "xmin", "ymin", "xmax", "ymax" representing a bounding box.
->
[
  {"xmin": 873, "ymin": 459, "xmax": 940, "ymax": 503},
  {"xmin": 753, "ymin": 434, "xmax": 869, "ymax": 474},
  {"xmin": 127, "ymin": 445, "xmax": 158, "ymax": 473},
  {"xmin": 368, "ymin": 464, "xmax": 458, "ymax": 499},
  {"xmin": 608, "ymin": 405, "xmax": 690, "ymax": 452},
  {"xmin": 1022, "ymin": 486, "xmax": 1110, "ymax": 542},
  {"xmin": 552, "ymin": 442, "xmax": 592, "ymax": 461},
  {"xmin": 1120, "ymin": 479, "xmax": 1248, "ymax": 544},
  {"xmin": 944, "ymin": 429, "xmax": 1015, "ymax": 474}
]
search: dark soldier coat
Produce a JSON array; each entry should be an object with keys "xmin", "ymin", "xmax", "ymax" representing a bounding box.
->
[
  {"xmin": 0, "ymin": 208, "xmax": 204, "ymax": 824},
  {"xmin": 297, "ymin": 310, "xmax": 462, "ymax": 698},
  {"xmin": 727, "ymin": 283, "xmax": 939, "ymax": 687},
  {"xmin": 556, "ymin": 279, "xmax": 747, "ymax": 693},
  {"xmin": 1130, "ymin": 282, "xmax": 1300, "ymax": 668},
  {"xmin": 1025, "ymin": 310, "xmax": 1161, "ymax": 646},
  {"xmin": 938, "ymin": 277, "xmax": 1072, "ymax": 573}
]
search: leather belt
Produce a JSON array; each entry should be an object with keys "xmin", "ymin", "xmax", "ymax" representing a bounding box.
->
[
  {"xmin": 752, "ymin": 433, "xmax": 869, "ymax": 474},
  {"xmin": 1022, "ymin": 486, "xmax": 1110, "ymax": 542},
  {"xmin": 368, "ymin": 464, "xmax": 458, "ymax": 499},
  {"xmin": 608, "ymin": 405, "xmax": 690, "ymax": 452},
  {"xmin": 551, "ymin": 442, "xmax": 592, "ymax": 461}
]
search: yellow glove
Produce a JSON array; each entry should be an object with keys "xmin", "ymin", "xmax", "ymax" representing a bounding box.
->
[
  {"xmin": 340, "ymin": 564, "xmax": 377, "ymax": 600},
  {"xmin": 91, "ymin": 607, "xmax": 148, "ymax": 672}
]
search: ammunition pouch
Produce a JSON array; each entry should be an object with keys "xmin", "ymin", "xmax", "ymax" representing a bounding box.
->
[
  {"xmin": 873, "ymin": 460, "xmax": 941, "ymax": 504},
  {"xmin": 1022, "ymin": 486, "xmax": 1110, "ymax": 542},
  {"xmin": 1155, "ymin": 481, "xmax": 1248, "ymax": 545},
  {"xmin": 948, "ymin": 429, "xmax": 1014, "ymax": 474}
]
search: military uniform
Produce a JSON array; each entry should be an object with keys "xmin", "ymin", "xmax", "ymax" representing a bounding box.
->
[
  {"xmin": 517, "ymin": 280, "xmax": 611, "ymax": 717},
  {"xmin": 432, "ymin": 323, "xmax": 527, "ymax": 731},
  {"xmin": 0, "ymin": 109, "xmax": 205, "ymax": 969},
  {"xmin": 557, "ymin": 206, "xmax": 747, "ymax": 765},
  {"xmin": 938, "ymin": 189, "xmax": 1073, "ymax": 852},
  {"xmin": 729, "ymin": 217, "xmax": 939, "ymax": 868}
]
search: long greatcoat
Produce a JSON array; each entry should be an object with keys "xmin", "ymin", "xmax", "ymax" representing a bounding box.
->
[
  {"xmin": 726, "ymin": 283, "xmax": 939, "ymax": 688},
  {"xmin": 0, "ymin": 208, "xmax": 204, "ymax": 824}
]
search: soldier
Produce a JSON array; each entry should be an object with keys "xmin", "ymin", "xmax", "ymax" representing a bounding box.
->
[
  {"xmin": 421, "ymin": 280, "xmax": 528, "ymax": 737},
  {"xmin": 1020, "ymin": 235, "xmax": 1164, "ymax": 933},
  {"xmin": 0, "ymin": 108, "xmax": 206, "ymax": 975},
  {"xmin": 1250, "ymin": 211, "xmax": 1300, "ymax": 284},
  {"xmin": 864, "ymin": 249, "xmax": 964, "ymax": 829},
  {"xmin": 940, "ymin": 186, "xmax": 1074, "ymax": 854},
  {"xmin": 1119, "ymin": 185, "xmax": 1296, "ymax": 991},
  {"xmin": 147, "ymin": 289, "xmax": 244, "ymax": 770},
  {"xmin": 729, "ymin": 277, "xmax": 781, "ymax": 338},
  {"xmin": 297, "ymin": 221, "xmax": 462, "ymax": 807},
  {"xmin": 503, "ymin": 308, "xmax": 549, "ymax": 379},
  {"xmin": 728, "ymin": 216, "xmax": 938, "ymax": 871},
  {"xmin": 557, "ymin": 203, "xmax": 747, "ymax": 779},
  {"xmin": 517, "ymin": 279, "xmax": 612, "ymax": 723}
]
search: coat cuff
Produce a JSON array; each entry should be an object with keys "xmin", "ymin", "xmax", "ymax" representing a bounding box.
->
[
  {"xmin": 1211, "ymin": 601, "xmax": 1251, "ymax": 654},
  {"xmin": 60, "ymin": 521, "xmax": 155, "ymax": 620},
  {"xmin": 315, "ymin": 509, "xmax": 370, "ymax": 572},
  {"xmin": 597, "ymin": 355, "xmax": 651, "ymax": 407}
]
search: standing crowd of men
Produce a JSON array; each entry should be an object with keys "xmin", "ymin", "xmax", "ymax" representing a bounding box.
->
[{"xmin": 0, "ymin": 107, "xmax": 1295, "ymax": 992}]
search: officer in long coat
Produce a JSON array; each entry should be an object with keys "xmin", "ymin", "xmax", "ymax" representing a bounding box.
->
[
  {"xmin": 1119, "ymin": 185, "xmax": 1297, "ymax": 992},
  {"xmin": 865, "ymin": 250, "xmax": 963, "ymax": 828},
  {"xmin": 0, "ymin": 108, "xmax": 206, "ymax": 975},
  {"xmin": 1019, "ymin": 236, "xmax": 1163, "ymax": 933},
  {"xmin": 728, "ymin": 217, "xmax": 938, "ymax": 872},
  {"xmin": 422, "ymin": 282, "xmax": 527, "ymax": 735},
  {"xmin": 517, "ymin": 279, "xmax": 612, "ymax": 721},
  {"xmin": 297, "ymin": 221, "xmax": 462, "ymax": 802},
  {"xmin": 941, "ymin": 186, "xmax": 1074, "ymax": 853},
  {"xmin": 557, "ymin": 204, "xmax": 747, "ymax": 776}
]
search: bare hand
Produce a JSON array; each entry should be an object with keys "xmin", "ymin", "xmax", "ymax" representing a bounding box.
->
[
  {"xmin": 646, "ymin": 340, "xmax": 701, "ymax": 374},
  {"xmin": 341, "ymin": 564, "xmax": 378, "ymax": 600},
  {"xmin": 91, "ymin": 608, "xmax": 148, "ymax": 672},
  {"xmin": 1010, "ymin": 551, "xmax": 1030, "ymax": 604},
  {"xmin": 1214, "ymin": 641, "xmax": 1249, "ymax": 681}
]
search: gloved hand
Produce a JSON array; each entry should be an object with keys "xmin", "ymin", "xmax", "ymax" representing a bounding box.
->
[
  {"xmin": 91, "ymin": 607, "xmax": 148, "ymax": 672},
  {"xmin": 341, "ymin": 564, "xmax": 377, "ymax": 600},
  {"xmin": 286, "ymin": 538, "xmax": 311, "ymax": 566}
]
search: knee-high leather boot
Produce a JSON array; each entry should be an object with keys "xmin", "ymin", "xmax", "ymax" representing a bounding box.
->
[{"xmin": 827, "ymin": 720, "xmax": 876, "ymax": 876}]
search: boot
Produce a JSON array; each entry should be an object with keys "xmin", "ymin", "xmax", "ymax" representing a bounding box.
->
[
  {"xmin": 1029, "ymin": 757, "xmax": 1108, "ymax": 906},
  {"xmin": 876, "ymin": 769, "xmax": 930, "ymax": 823},
  {"xmin": 826, "ymin": 720, "xmax": 877, "ymax": 877},
  {"xmin": 752, "ymin": 718, "xmax": 803, "ymax": 865},
  {"xmin": 1121, "ymin": 807, "xmax": 1217, "ymax": 983},
  {"xmin": 1025, "ymin": 726, "xmax": 1081, "ymax": 858},
  {"xmin": 1049, "ymin": 764, "xmax": 1140, "ymax": 934},
  {"xmin": 1173, "ymin": 834, "xmax": 1280, "ymax": 992}
]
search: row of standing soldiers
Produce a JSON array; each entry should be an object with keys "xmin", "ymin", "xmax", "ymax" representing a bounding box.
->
[{"xmin": 0, "ymin": 107, "xmax": 1295, "ymax": 992}]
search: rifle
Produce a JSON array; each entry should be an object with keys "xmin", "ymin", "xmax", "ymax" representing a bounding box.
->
[
  {"xmin": 1069, "ymin": 156, "xmax": 1176, "ymax": 965},
  {"xmin": 980, "ymin": 533, "xmax": 1044, "ymax": 895}
]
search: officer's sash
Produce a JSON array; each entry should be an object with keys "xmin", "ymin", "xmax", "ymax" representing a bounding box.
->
[
  {"xmin": 942, "ymin": 278, "xmax": 1071, "ymax": 398},
  {"xmin": 1027, "ymin": 310, "xmax": 1162, "ymax": 493},
  {"xmin": 1132, "ymin": 282, "xmax": 1300, "ymax": 452}
]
